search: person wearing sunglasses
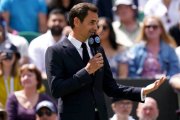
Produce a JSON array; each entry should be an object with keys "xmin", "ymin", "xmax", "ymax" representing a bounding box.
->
[
  {"xmin": 128, "ymin": 16, "xmax": 179, "ymax": 79},
  {"xmin": 36, "ymin": 100, "xmax": 57, "ymax": 120},
  {"xmin": 97, "ymin": 17, "xmax": 129, "ymax": 79}
]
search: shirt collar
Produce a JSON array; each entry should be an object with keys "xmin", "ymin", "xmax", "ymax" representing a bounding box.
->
[{"xmin": 68, "ymin": 35, "xmax": 89, "ymax": 49}]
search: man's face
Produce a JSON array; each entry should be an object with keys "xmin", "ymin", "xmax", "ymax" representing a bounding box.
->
[
  {"xmin": 75, "ymin": 10, "xmax": 98, "ymax": 40},
  {"xmin": 116, "ymin": 5, "xmax": 135, "ymax": 22},
  {"xmin": 137, "ymin": 100, "xmax": 159, "ymax": 120},
  {"xmin": 36, "ymin": 108, "xmax": 57, "ymax": 120},
  {"xmin": 48, "ymin": 14, "xmax": 67, "ymax": 36},
  {"xmin": 113, "ymin": 100, "xmax": 133, "ymax": 117}
]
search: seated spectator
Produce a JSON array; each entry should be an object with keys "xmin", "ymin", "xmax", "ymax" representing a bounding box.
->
[
  {"xmin": 0, "ymin": 102, "xmax": 7, "ymax": 120},
  {"xmin": 128, "ymin": 16, "xmax": 179, "ymax": 79},
  {"xmin": 47, "ymin": 0, "xmax": 82, "ymax": 16},
  {"xmin": 0, "ymin": 0, "xmax": 47, "ymax": 33},
  {"xmin": 112, "ymin": 0, "xmax": 141, "ymax": 47},
  {"xmin": 169, "ymin": 5, "xmax": 180, "ymax": 46},
  {"xmin": 110, "ymin": 98, "xmax": 135, "ymax": 120},
  {"xmin": 97, "ymin": 17, "xmax": 128, "ymax": 79},
  {"xmin": 6, "ymin": 64, "xmax": 55, "ymax": 120},
  {"xmin": 169, "ymin": 73, "xmax": 180, "ymax": 91},
  {"xmin": 144, "ymin": 0, "xmax": 180, "ymax": 31},
  {"xmin": 170, "ymin": 74, "xmax": 180, "ymax": 116},
  {"xmin": 0, "ymin": 17, "xmax": 29, "ymax": 65},
  {"xmin": 28, "ymin": 9, "xmax": 67, "ymax": 79},
  {"xmin": 0, "ymin": 43, "xmax": 22, "ymax": 107},
  {"xmin": 36, "ymin": 100, "xmax": 58, "ymax": 120},
  {"xmin": 136, "ymin": 97, "xmax": 159, "ymax": 120}
]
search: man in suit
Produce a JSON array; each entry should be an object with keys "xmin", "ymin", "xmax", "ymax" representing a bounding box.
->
[{"xmin": 45, "ymin": 3, "xmax": 165, "ymax": 120}]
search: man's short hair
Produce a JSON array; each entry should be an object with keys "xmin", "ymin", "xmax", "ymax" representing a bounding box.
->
[
  {"xmin": 68, "ymin": 2, "xmax": 98, "ymax": 28},
  {"xmin": 48, "ymin": 9, "xmax": 66, "ymax": 19}
]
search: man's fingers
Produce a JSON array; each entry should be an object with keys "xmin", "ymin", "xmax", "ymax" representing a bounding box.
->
[
  {"xmin": 158, "ymin": 77, "xmax": 166, "ymax": 85},
  {"xmin": 155, "ymin": 76, "xmax": 166, "ymax": 88}
]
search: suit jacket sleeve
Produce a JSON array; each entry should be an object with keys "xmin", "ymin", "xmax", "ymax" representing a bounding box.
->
[
  {"xmin": 101, "ymin": 47, "xmax": 143, "ymax": 102},
  {"xmin": 45, "ymin": 46, "xmax": 93, "ymax": 99}
]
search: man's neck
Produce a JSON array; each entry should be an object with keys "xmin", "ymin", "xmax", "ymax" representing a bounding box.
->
[
  {"xmin": 53, "ymin": 35, "xmax": 62, "ymax": 42},
  {"xmin": 121, "ymin": 20, "xmax": 137, "ymax": 32},
  {"xmin": 70, "ymin": 31, "xmax": 87, "ymax": 42}
]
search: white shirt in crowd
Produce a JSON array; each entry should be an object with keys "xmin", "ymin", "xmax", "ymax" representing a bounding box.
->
[
  {"xmin": 7, "ymin": 33, "xmax": 29, "ymax": 58},
  {"xmin": 28, "ymin": 30, "xmax": 65, "ymax": 73},
  {"xmin": 110, "ymin": 114, "xmax": 135, "ymax": 120},
  {"xmin": 144, "ymin": 0, "xmax": 180, "ymax": 31}
]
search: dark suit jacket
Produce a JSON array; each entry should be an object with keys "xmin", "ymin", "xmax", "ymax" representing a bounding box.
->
[{"xmin": 45, "ymin": 37, "xmax": 142, "ymax": 120}]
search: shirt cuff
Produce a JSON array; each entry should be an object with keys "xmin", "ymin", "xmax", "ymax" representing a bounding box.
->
[{"xmin": 141, "ymin": 88, "xmax": 146, "ymax": 101}]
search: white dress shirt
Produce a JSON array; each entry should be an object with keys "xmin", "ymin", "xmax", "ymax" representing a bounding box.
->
[{"xmin": 68, "ymin": 35, "xmax": 93, "ymax": 59}]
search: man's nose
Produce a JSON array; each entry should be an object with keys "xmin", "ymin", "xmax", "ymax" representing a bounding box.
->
[{"xmin": 54, "ymin": 21, "xmax": 60, "ymax": 25}]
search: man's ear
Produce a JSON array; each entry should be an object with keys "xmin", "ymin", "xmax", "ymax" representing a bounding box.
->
[{"xmin": 74, "ymin": 17, "xmax": 80, "ymax": 28}]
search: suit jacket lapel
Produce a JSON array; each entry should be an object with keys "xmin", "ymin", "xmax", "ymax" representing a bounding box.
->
[{"xmin": 62, "ymin": 38, "xmax": 84, "ymax": 68}]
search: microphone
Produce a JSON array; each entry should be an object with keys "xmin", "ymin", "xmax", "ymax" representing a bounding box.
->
[{"xmin": 88, "ymin": 34, "xmax": 101, "ymax": 56}]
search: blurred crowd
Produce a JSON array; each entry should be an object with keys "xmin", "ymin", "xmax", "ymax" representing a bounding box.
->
[{"xmin": 0, "ymin": 0, "xmax": 180, "ymax": 120}]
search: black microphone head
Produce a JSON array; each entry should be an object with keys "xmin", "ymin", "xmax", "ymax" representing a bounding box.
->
[
  {"xmin": 88, "ymin": 34, "xmax": 100, "ymax": 55},
  {"xmin": 88, "ymin": 34, "xmax": 100, "ymax": 47}
]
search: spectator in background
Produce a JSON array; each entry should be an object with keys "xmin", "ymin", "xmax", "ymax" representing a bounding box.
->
[
  {"xmin": 112, "ymin": 0, "xmax": 141, "ymax": 47},
  {"xmin": 169, "ymin": 73, "xmax": 180, "ymax": 91},
  {"xmin": 136, "ymin": 97, "xmax": 159, "ymax": 120},
  {"xmin": 0, "ymin": 17, "xmax": 29, "ymax": 65},
  {"xmin": 6, "ymin": 64, "xmax": 55, "ymax": 120},
  {"xmin": 36, "ymin": 100, "xmax": 58, "ymax": 120},
  {"xmin": 96, "ymin": 0, "xmax": 113, "ymax": 21},
  {"xmin": 0, "ymin": 102, "xmax": 7, "ymax": 120},
  {"xmin": 169, "ymin": 5, "xmax": 180, "ymax": 46},
  {"xmin": 144, "ymin": 0, "xmax": 180, "ymax": 31},
  {"xmin": 97, "ymin": 17, "xmax": 128, "ymax": 79},
  {"xmin": 0, "ymin": 43, "xmax": 22, "ymax": 107},
  {"xmin": 28, "ymin": 9, "xmax": 67, "ymax": 79},
  {"xmin": 128, "ymin": 16, "xmax": 179, "ymax": 79},
  {"xmin": 110, "ymin": 98, "xmax": 135, "ymax": 120},
  {"xmin": 0, "ymin": 0, "xmax": 47, "ymax": 33},
  {"xmin": 47, "ymin": 0, "xmax": 83, "ymax": 16}
]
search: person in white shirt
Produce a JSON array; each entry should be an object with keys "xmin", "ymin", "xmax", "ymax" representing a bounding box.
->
[
  {"xmin": 144, "ymin": 0, "xmax": 180, "ymax": 31},
  {"xmin": 7, "ymin": 33, "xmax": 29, "ymax": 65},
  {"xmin": 112, "ymin": 0, "xmax": 141, "ymax": 47},
  {"xmin": 110, "ymin": 98, "xmax": 135, "ymax": 120},
  {"xmin": 0, "ymin": 17, "xmax": 29, "ymax": 66},
  {"xmin": 28, "ymin": 9, "xmax": 67, "ymax": 78}
]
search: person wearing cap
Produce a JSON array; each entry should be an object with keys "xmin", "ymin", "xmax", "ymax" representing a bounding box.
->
[
  {"xmin": 36, "ymin": 100, "xmax": 58, "ymax": 120},
  {"xmin": 0, "ymin": 102, "xmax": 7, "ymax": 120},
  {"xmin": 112, "ymin": 0, "xmax": 141, "ymax": 47},
  {"xmin": 110, "ymin": 98, "xmax": 135, "ymax": 120},
  {"xmin": 28, "ymin": 9, "xmax": 67, "ymax": 79},
  {"xmin": 0, "ymin": 16, "xmax": 29, "ymax": 66},
  {"xmin": 0, "ymin": 42, "xmax": 22, "ymax": 107}
]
